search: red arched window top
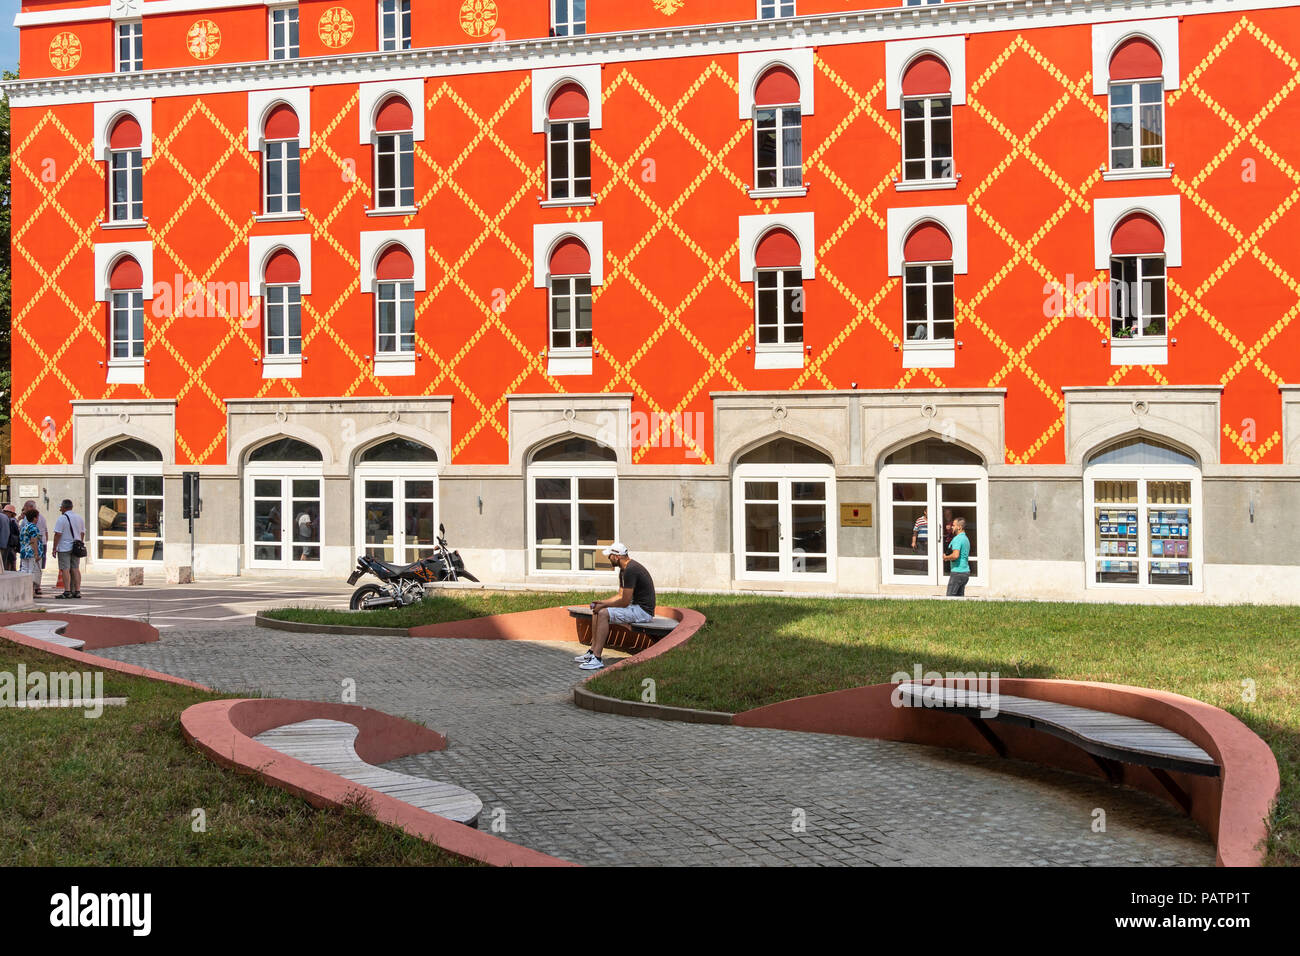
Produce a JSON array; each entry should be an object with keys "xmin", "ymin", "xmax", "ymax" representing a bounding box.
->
[
  {"xmin": 264, "ymin": 249, "xmax": 301, "ymax": 285},
  {"xmin": 108, "ymin": 255, "xmax": 143, "ymax": 290},
  {"xmin": 903, "ymin": 222, "xmax": 953, "ymax": 263},
  {"xmin": 755, "ymin": 228, "xmax": 801, "ymax": 269},
  {"xmin": 548, "ymin": 83, "xmax": 590, "ymax": 121},
  {"xmin": 901, "ymin": 55, "xmax": 952, "ymax": 97},
  {"xmin": 1110, "ymin": 213, "xmax": 1165, "ymax": 256},
  {"xmin": 264, "ymin": 104, "xmax": 300, "ymax": 140},
  {"xmin": 549, "ymin": 237, "xmax": 591, "ymax": 276},
  {"xmin": 109, "ymin": 115, "xmax": 142, "ymax": 150},
  {"xmin": 755, "ymin": 66, "xmax": 800, "ymax": 107},
  {"xmin": 375, "ymin": 95, "xmax": 414, "ymax": 133},
  {"xmin": 1109, "ymin": 37, "xmax": 1163, "ymax": 81},
  {"xmin": 375, "ymin": 244, "xmax": 415, "ymax": 281}
]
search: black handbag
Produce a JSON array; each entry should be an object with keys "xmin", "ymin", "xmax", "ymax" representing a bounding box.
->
[{"xmin": 64, "ymin": 514, "xmax": 87, "ymax": 558}]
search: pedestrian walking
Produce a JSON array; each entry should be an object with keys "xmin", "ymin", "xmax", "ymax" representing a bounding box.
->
[
  {"xmin": 945, "ymin": 516, "xmax": 972, "ymax": 597},
  {"xmin": 0, "ymin": 504, "xmax": 19, "ymax": 572},
  {"xmin": 52, "ymin": 499, "xmax": 87, "ymax": 600}
]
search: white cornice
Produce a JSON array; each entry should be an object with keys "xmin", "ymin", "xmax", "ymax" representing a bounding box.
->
[
  {"xmin": 15, "ymin": 0, "xmax": 269, "ymax": 28},
  {"xmin": 5, "ymin": 0, "xmax": 1295, "ymax": 107}
]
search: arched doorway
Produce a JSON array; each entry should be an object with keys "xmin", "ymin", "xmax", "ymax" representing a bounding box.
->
[
  {"xmin": 90, "ymin": 437, "xmax": 164, "ymax": 564},
  {"xmin": 878, "ymin": 436, "xmax": 987, "ymax": 587},
  {"xmin": 732, "ymin": 436, "xmax": 835, "ymax": 580},
  {"xmin": 527, "ymin": 435, "xmax": 617, "ymax": 573},
  {"xmin": 244, "ymin": 437, "xmax": 324, "ymax": 568},
  {"xmin": 1084, "ymin": 434, "xmax": 1200, "ymax": 589},
  {"xmin": 353, "ymin": 437, "xmax": 439, "ymax": 564}
]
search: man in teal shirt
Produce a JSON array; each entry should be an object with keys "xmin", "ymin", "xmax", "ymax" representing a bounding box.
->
[{"xmin": 945, "ymin": 516, "xmax": 971, "ymax": 596}]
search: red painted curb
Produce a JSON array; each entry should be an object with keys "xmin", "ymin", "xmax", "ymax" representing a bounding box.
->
[
  {"xmin": 0, "ymin": 611, "xmax": 159, "ymax": 649},
  {"xmin": 181, "ymin": 698, "xmax": 574, "ymax": 868},
  {"xmin": 0, "ymin": 626, "xmax": 208, "ymax": 690},
  {"xmin": 733, "ymin": 678, "xmax": 1279, "ymax": 867}
]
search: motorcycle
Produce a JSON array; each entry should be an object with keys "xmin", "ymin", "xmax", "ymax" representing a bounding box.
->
[{"xmin": 346, "ymin": 523, "xmax": 479, "ymax": 610}]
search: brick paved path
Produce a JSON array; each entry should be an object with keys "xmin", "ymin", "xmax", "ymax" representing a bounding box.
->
[{"xmin": 99, "ymin": 626, "xmax": 1214, "ymax": 866}]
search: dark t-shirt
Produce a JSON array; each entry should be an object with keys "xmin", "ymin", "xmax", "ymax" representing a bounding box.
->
[{"xmin": 619, "ymin": 559, "xmax": 656, "ymax": 615}]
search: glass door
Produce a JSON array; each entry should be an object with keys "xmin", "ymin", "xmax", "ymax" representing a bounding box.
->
[
  {"xmin": 93, "ymin": 471, "xmax": 164, "ymax": 563},
  {"xmin": 734, "ymin": 470, "xmax": 834, "ymax": 579},
  {"xmin": 882, "ymin": 473, "xmax": 985, "ymax": 586},
  {"xmin": 529, "ymin": 468, "xmax": 617, "ymax": 573},
  {"xmin": 359, "ymin": 476, "xmax": 437, "ymax": 564},
  {"xmin": 249, "ymin": 474, "xmax": 321, "ymax": 566},
  {"xmin": 888, "ymin": 480, "xmax": 932, "ymax": 580}
]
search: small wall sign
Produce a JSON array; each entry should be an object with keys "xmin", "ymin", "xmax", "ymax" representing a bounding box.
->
[{"xmin": 840, "ymin": 503, "xmax": 872, "ymax": 527}]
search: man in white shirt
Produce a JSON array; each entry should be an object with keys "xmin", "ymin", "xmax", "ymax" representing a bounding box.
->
[{"xmin": 52, "ymin": 499, "xmax": 87, "ymax": 600}]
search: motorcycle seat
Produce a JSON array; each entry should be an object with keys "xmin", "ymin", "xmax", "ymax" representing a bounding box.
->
[{"xmin": 372, "ymin": 558, "xmax": 428, "ymax": 576}]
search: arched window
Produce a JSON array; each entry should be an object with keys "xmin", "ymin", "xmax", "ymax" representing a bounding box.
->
[
  {"xmin": 1109, "ymin": 37, "xmax": 1164, "ymax": 172},
  {"xmin": 91, "ymin": 438, "xmax": 164, "ymax": 563},
  {"xmin": 356, "ymin": 437, "xmax": 439, "ymax": 564},
  {"xmin": 375, "ymin": 243, "xmax": 416, "ymax": 357},
  {"xmin": 245, "ymin": 437, "xmax": 323, "ymax": 566},
  {"xmin": 548, "ymin": 237, "xmax": 593, "ymax": 358},
  {"xmin": 733, "ymin": 437, "xmax": 835, "ymax": 580},
  {"xmin": 374, "ymin": 95, "xmax": 415, "ymax": 210},
  {"xmin": 879, "ymin": 435, "xmax": 987, "ymax": 588},
  {"xmin": 1086, "ymin": 434, "xmax": 1200, "ymax": 589},
  {"xmin": 901, "ymin": 54, "xmax": 953, "ymax": 183},
  {"xmin": 108, "ymin": 255, "xmax": 145, "ymax": 363},
  {"xmin": 108, "ymin": 115, "xmax": 144, "ymax": 222},
  {"xmin": 529, "ymin": 435, "xmax": 617, "ymax": 572},
  {"xmin": 263, "ymin": 248, "xmax": 302, "ymax": 362},
  {"xmin": 754, "ymin": 66, "xmax": 802, "ymax": 191},
  {"xmin": 379, "ymin": 0, "xmax": 411, "ymax": 50},
  {"xmin": 546, "ymin": 83, "xmax": 592, "ymax": 201},
  {"xmin": 262, "ymin": 104, "xmax": 301, "ymax": 215},
  {"xmin": 753, "ymin": 227, "xmax": 804, "ymax": 366},
  {"xmin": 902, "ymin": 222, "xmax": 955, "ymax": 359},
  {"xmin": 1109, "ymin": 213, "xmax": 1166, "ymax": 341}
]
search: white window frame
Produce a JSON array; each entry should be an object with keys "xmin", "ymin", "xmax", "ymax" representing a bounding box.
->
[
  {"xmin": 108, "ymin": 147, "xmax": 144, "ymax": 223},
  {"xmin": 753, "ymin": 265, "xmax": 804, "ymax": 369},
  {"xmin": 752, "ymin": 102, "xmax": 803, "ymax": 196},
  {"xmin": 527, "ymin": 462, "xmax": 618, "ymax": 574},
  {"xmin": 732, "ymin": 463, "xmax": 836, "ymax": 582},
  {"xmin": 269, "ymin": 4, "xmax": 300, "ymax": 60},
  {"xmin": 1083, "ymin": 464, "xmax": 1202, "ymax": 592},
  {"xmin": 245, "ymin": 464, "xmax": 324, "ymax": 569},
  {"xmin": 757, "ymin": 0, "xmax": 796, "ymax": 19},
  {"xmin": 115, "ymin": 19, "xmax": 142, "ymax": 73},
  {"xmin": 548, "ymin": 271, "xmax": 593, "ymax": 353},
  {"xmin": 902, "ymin": 258, "xmax": 956, "ymax": 368},
  {"xmin": 373, "ymin": 130, "xmax": 415, "ymax": 211},
  {"xmin": 878, "ymin": 465, "xmax": 989, "ymax": 588},
  {"xmin": 89, "ymin": 459, "xmax": 164, "ymax": 566},
  {"xmin": 109, "ymin": 288, "xmax": 145, "ymax": 380},
  {"xmin": 546, "ymin": 117, "xmax": 591, "ymax": 202},
  {"xmin": 263, "ymin": 282, "xmax": 302, "ymax": 360},
  {"xmin": 354, "ymin": 464, "xmax": 440, "ymax": 565},
  {"xmin": 900, "ymin": 93, "xmax": 954, "ymax": 185},
  {"xmin": 1107, "ymin": 78, "xmax": 1165, "ymax": 174},
  {"xmin": 551, "ymin": 0, "xmax": 586, "ymax": 37},
  {"xmin": 378, "ymin": 0, "xmax": 411, "ymax": 51},
  {"xmin": 375, "ymin": 280, "xmax": 415, "ymax": 357},
  {"xmin": 263, "ymin": 137, "xmax": 300, "ymax": 215}
]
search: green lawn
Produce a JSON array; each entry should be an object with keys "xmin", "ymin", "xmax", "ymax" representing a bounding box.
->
[
  {"xmin": 0, "ymin": 642, "xmax": 476, "ymax": 866},
  {"xmin": 270, "ymin": 591, "xmax": 1299, "ymax": 865}
]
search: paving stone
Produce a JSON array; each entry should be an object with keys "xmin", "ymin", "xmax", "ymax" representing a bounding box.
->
[{"xmin": 99, "ymin": 624, "xmax": 1216, "ymax": 867}]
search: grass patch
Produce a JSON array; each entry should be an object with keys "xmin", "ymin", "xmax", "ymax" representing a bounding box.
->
[{"xmin": 0, "ymin": 642, "xmax": 478, "ymax": 866}]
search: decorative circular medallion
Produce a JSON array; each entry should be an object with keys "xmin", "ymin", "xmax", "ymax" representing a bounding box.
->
[
  {"xmin": 772, "ymin": 405, "xmax": 788, "ymax": 421},
  {"xmin": 1131, "ymin": 400, "xmax": 1150, "ymax": 416},
  {"xmin": 186, "ymin": 19, "xmax": 222, "ymax": 60},
  {"xmin": 275, "ymin": 410, "xmax": 288, "ymax": 423},
  {"xmin": 387, "ymin": 410, "xmax": 401, "ymax": 422},
  {"xmin": 117, "ymin": 413, "xmax": 131, "ymax": 424},
  {"xmin": 562, "ymin": 407, "xmax": 577, "ymax": 422},
  {"xmin": 921, "ymin": 402, "xmax": 938, "ymax": 419},
  {"xmin": 48, "ymin": 32, "xmax": 83, "ymax": 72},
  {"xmin": 653, "ymin": 0, "xmax": 687, "ymax": 14},
  {"xmin": 318, "ymin": 6, "xmax": 356, "ymax": 49},
  {"xmin": 458, "ymin": 0, "xmax": 498, "ymax": 38}
]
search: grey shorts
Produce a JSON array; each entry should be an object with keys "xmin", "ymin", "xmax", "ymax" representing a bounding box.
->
[
  {"xmin": 607, "ymin": 604, "xmax": 653, "ymax": 626},
  {"xmin": 57, "ymin": 551, "xmax": 81, "ymax": 572},
  {"xmin": 946, "ymin": 572, "xmax": 970, "ymax": 596}
]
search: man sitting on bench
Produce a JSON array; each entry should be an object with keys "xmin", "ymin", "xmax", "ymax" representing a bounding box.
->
[{"xmin": 575, "ymin": 542, "xmax": 656, "ymax": 671}]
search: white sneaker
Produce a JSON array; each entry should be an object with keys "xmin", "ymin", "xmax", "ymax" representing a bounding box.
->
[
  {"xmin": 573, "ymin": 651, "xmax": 595, "ymax": 663},
  {"xmin": 578, "ymin": 657, "xmax": 605, "ymax": 671}
]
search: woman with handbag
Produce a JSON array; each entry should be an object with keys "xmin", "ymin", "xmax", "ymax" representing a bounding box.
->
[
  {"xmin": 52, "ymin": 499, "xmax": 88, "ymax": 600},
  {"xmin": 18, "ymin": 506, "xmax": 45, "ymax": 597}
]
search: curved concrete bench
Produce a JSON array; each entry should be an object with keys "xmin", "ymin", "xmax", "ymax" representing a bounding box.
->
[
  {"xmin": 566, "ymin": 605, "xmax": 679, "ymax": 652},
  {"xmin": 254, "ymin": 718, "xmax": 482, "ymax": 826},
  {"xmin": 0, "ymin": 612, "xmax": 158, "ymax": 650},
  {"xmin": 735, "ymin": 678, "xmax": 1279, "ymax": 867},
  {"xmin": 5, "ymin": 618, "xmax": 85, "ymax": 650}
]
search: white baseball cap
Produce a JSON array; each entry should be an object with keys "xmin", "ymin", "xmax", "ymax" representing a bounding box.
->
[{"xmin": 601, "ymin": 542, "xmax": 629, "ymax": 556}]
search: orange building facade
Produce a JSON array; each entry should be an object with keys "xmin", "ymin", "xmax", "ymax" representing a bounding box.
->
[{"xmin": 5, "ymin": 0, "xmax": 1299, "ymax": 601}]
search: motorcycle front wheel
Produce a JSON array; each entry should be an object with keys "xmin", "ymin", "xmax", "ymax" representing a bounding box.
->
[{"xmin": 349, "ymin": 584, "xmax": 388, "ymax": 610}]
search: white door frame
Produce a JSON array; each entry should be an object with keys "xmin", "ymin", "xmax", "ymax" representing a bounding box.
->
[
  {"xmin": 879, "ymin": 464, "xmax": 988, "ymax": 587},
  {"xmin": 1083, "ymin": 463, "xmax": 1203, "ymax": 591},
  {"xmin": 732, "ymin": 462, "xmax": 837, "ymax": 582},
  {"xmin": 526, "ymin": 462, "xmax": 618, "ymax": 575},
  {"xmin": 88, "ymin": 459, "xmax": 165, "ymax": 565},
  {"xmin": 353, "ymin": 464, "xmax": 440, "ymax": 564},
  {"xmin": 244, "ymin": 463, "xmax": 323, "ymax": 569}
]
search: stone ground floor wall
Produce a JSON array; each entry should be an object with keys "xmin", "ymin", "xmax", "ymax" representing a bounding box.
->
[{"xmin": 6, "ymin": 469, "xmax": 1297, "ymax": 605}]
